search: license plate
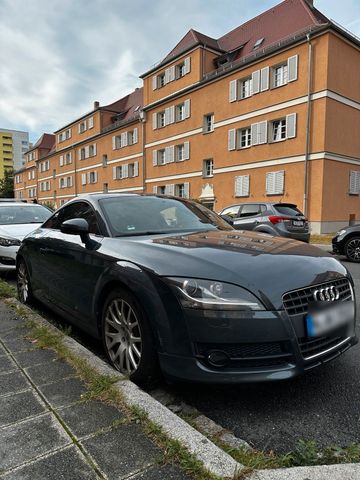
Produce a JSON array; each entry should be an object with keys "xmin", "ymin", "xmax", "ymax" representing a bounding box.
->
[
  {"xmin": 293, "ymin": 220, "xmax": 304, "ymax": 227},
  {"xmin": 306, "ymin": 301, "xmax": 354, "ymax": 337}
]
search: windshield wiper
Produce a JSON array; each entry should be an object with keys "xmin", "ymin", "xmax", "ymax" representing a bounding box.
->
[{"xmin": 115, "ymin": 231, "xmax": 173, "ymax": 237}]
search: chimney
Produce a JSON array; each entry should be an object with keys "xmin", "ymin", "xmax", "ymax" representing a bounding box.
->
[{"xmin": 93, "ymin": 101, "xmax": 100, "ymax": 109}]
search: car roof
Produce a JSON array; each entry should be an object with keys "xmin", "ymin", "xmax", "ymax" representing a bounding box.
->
[
  {"xmin": 0, "ymin": 202, "xmax": 43, "ymax": 207},
  {"xmin": 221, "ymin": 202, "xmax": 297, "ymax": 209}
]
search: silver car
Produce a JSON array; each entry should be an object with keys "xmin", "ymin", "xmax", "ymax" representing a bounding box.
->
[{"xmin": 219, "ymin": 202, "xmax": 310, "ymax": 242}]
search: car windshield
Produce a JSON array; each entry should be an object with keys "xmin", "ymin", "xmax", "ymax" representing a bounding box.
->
[
  {"xmin": 0, "ymin": 205, "xmax": 52, "ymax": 225},
  {"xmin": 274, "ymin": 204, "xmax": 304, "ymax": 217},
  {"xmin": 100, "ymin": 196, "xmax": 232, "ymax": 237}
]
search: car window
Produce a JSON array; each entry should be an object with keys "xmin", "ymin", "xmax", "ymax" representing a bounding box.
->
[
  {"xmin": 274, "ymin": 204, "xmax": 303, "ymax": 216},
  {"xmin": 43, "ymin": 202, "xmax": 101, "ymax": 235},
  {"xmin": 239, "ymin": 204, "xmax": 261, "ymax": 218},
  {"xmin": 99, "ymin": 196, "xmax": 232, "ymax": 236},
  {"xmin": 0, "ymin": 205, "xmax": 51, "ymax": 225},
  {"xmin": 221, "ymin": 206, "xmax": 240, "ymax": 218}
]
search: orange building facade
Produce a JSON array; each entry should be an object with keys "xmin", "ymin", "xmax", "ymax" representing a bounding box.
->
[{"xmin": 15, "ymin": 0, "xmax": 360, "ymax": 233}]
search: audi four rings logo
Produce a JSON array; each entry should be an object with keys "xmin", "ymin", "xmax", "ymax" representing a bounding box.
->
[{"xmin": 313, "ymin": 286, "xmax": 340, "ymax": 302}]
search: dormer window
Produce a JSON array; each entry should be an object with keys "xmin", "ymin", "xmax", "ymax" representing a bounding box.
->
[{"xmin": 253, "ymin": 38, "xmax": 264, "ymax": 50}]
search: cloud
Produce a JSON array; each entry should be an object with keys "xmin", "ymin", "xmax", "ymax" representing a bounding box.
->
[{"xmin": 1, "ymin": 0, "xmax": 360, "ymax": 143}]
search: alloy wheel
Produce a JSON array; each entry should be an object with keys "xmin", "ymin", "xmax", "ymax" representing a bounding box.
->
[
  {"xmin": 346, "ymin": 238, "xmax": 360, "ymax": 261},
  {"xmin": 104, "ymin": 299, "xmax": 142, "ymax": 374},
  {"xmin": 17, "ymin": 262, "xmax": 29, "ymax": 303}
]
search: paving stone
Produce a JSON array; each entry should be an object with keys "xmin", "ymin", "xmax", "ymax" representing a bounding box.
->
[
  {"xmin": 0, "ymin": 446, "xmax": 98, "ymax": 480},
  {"xmin": 0, "ymin": 371, "xmax": 29, "ymax": 397},
  {"xmin": 131, "ymin": 464, "xmax": 192, "ymax": 479},
  {"xmin": 0, "ymin": 314, "xmax": 24, "ymax": 333},
  {"xmin": 82, "ymin": 424, "xmax": 161, "ymax": 479},
  {"xmin": 25, "ymin": 359, "xmax": 76, "ymax": 386},
  {"xmin": 0, "ymin": 390, "xmax": 46, "ymax": 427},
  {"xmin": 0, "ymin": 342, "xmax": 7, "ymax": 356},
  {"xmin": 0, "ymin": 355, "xmax": 16, "ymax": 374},
  {"xmin": 39, "ymin": 377, "xmax": 87, "ymax": 408},
  {"xmin": 1, "ymin": 331, "xmax": 35, "ymax": 353},
  {"xmin": 14, "ymin": 348, "xmax": 57, "ymax": 368},
  {"xmin": 0, "ymin": 413, "xmax": 70, "ymax": 471},
  {"xmin": 58, "ymin": 399, "xmax": 124, "ymax": 438}
]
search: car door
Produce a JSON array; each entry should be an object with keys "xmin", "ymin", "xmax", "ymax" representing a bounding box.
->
[
  {"xmin": 219, "ymin": 205, "xmax": 240, "ymax": 225},
  {"xmin": 232, "ymin": 204, "xmax": 262, "ymax": 230},
  {"xmin": 41, "ymin": 201, "xmax": 110, "ymax": 325}
]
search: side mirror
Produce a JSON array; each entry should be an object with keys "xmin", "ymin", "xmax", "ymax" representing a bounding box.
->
[
  {"xmin": 60, "ymin": 218, "xmax": 90, "ymax": 243},
  {"xmin": 221, "ymin": 215, "xmax": 234, "ymax": 226}
]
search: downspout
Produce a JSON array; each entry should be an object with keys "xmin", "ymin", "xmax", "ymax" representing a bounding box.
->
[
  {"xmin": 141, "ymin": 112, "xmax": 146, "ymax": 192},
  {"xmin": 303, "ymin": 32, "xmax": 313, "ymax": 217}
]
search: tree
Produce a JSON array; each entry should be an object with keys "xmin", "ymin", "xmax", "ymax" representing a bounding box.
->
[{"xmin": 0, "ymin": 169, "xmax": 14, "ymax": 198}]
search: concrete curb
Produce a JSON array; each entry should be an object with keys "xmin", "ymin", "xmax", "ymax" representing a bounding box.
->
[
  {"xmin": 6, "ymin": 298, "xmax": 242, "ymax": 479},
  {"xmin": 249, "ymin": 463, "xmax": 360, "ymax": 480}
]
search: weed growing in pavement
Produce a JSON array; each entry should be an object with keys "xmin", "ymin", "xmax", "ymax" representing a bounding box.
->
[{"xmin": 0, "ymin": 278, "xmax": 17, "ymax": 298}]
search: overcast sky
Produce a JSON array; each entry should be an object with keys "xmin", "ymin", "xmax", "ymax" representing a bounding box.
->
[{"xmin": 1, "ymin": 0, "xmax": 360, "ymax": 143}]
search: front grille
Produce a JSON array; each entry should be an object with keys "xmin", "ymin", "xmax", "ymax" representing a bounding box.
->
[
  {"xmin": 0, "ymin": 257, "xmax": 15, "ymax": 266},
  {"xmin": 283, "ymin": 278, "xmax": 352, "ymax": 316},
  {"xmin": 299, "ymin": 335, "xmax": 345, "ymax": 359}
]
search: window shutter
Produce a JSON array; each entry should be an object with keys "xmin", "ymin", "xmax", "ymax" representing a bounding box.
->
[
  {"xmin": 258, "ymin": 121, "xmax": 268, "ymax": 144},
  {"xmin": 59, "ymin": 178, "xmax": 62, "ymax": 188},
  {"xmin": 152, "ymin": 112, "xmax": 157, "ymax": 130},
  {"xmin": 251, "ymin": 123, "xmax": 259, "ymax": 146},
  {"xmin": 165, "ymin": 108, "xmax": 170, "ymax": 126},
  {"xmin": 165, "ymin": 146, "xmax": 171, "ymax": 164},
  {"xmin": 121, "ymin": 132, "xmax": 128, "ymax": 147},
  {"xmin": 228, "ymin": 129, "xmax": 236, "ymax": 151},
  {"xmin": 275, "ymin": 171, "xmax": 284, "ymax": 194},
  {"xmin": 152, "ymin": 75, "xmax": 157, "ymax": 90},
  {"xmin": 266, "ymin": 172, "xmax": 275, "ymax": 194},
  {"xmin": 252, "ymin": 70, "xmax": 260, "ymax": 94},
  {"xmin": 183, "ymin": 141, "xmax": 190, "ymax": 160},
  {"xmin": 122, "ymin": 164, "xmax": 128, "ymax": 178},
  {"xmin": 69, "ymin": 177, "xmax": 73, "ymax": 187},
  {"xmin": 85, "ymin": 146, "xmax": 90, "ymax": 158},
  {"xmin": 349, "ymin": 171, "xmax": 360, "ymax": 194},
  {"xmin": 288, "ymin": 55, "xmax": 298, "ymax": 82},
  {"xmin": 134, "ymin": 161, "xmax": 139, "ymax": 177},
  {"xmin": 169, "ymin": 106, "xmax": 175, "ymax": 124},
  {"xmin": 78, "ymin": 148, "xmax": 82, "ymax": 159},
  {"xmin": 88, "ymin": 117, "xmax": 94, "ymax": 128},
  {"xmin": 81, "ymin": 173, "xmax": 87, "ymax": 185},
  {"xmin": 153, "ymin": 186, "xmax": 158, "ymax": 194},
  {"xmin": 229, "ymin": 80, "xmax": 237, "ymax": 102},
  {"xmin": 152, "ymin": 150, "xmax": 158, "ymax": 166},
  {"xmin": 183, "ymin": 182, "xmax": 190, "ymax": 198},
  {"xmin": 94, "ymin": 172, "xmax": 98, "ymax": 183},
  {"xmin": 168, "ymin": 184, "xmax": 175, "ymax": 195},
  {"xmin": 59, "ymin": 155, "xmax": 64, "ymax": 166},
  {"xmin": 184, "ymin": 99, "xmax": 191, "ymax": 118},
  {"xmin": 184, "ymin": 56, "xmax": 191, "ymax": 74},
  {"xmin": 113, "ymin": 166, "xmax": 118, "ymax": 180},
  {"xmin": 169, "ymin": 65, "xmax": 175, "ymax": 81},
  {"xmin": 78, "ymin": 123, "xmax": 81, "ymax": 133},
  {"xmin": 260, "ymin": 67, "xmax": 269, "ymax": 91},
  {"xmin": 86, "ymin": 172, "xmax": 91, "ymax": 184},
  {"xmin": 235, "ymin": 175, "xmax": 250, "ymax": 197},
  {"xmin": 133, "ymin": 128, "xmax": 138, "ymax": 143},
  {"xmin": 286, "ymin": 113, "xmax": 297, "ymax": 139},
  {"xmin": 168, "ymin": 145, "xmax": 175, "ymax": 163},
  {"xmin": 112, "ymin": 136, "xmax": 117, "ymax": 150},
  {"xmin": 93, "ymin": 144, "xmax": 97, "ymax": 155}
]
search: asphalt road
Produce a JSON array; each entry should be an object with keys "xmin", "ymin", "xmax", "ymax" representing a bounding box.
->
[{"xmin": 167, "ymin": 258, "xmax": 360, "ymax": 454}]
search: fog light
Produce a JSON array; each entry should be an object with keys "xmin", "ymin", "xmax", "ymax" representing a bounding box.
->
[{"xmin": 207, "ymin": 350, "xmax": 230, "ymax": 368}]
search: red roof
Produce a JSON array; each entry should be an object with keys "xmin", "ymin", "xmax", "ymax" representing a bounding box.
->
[
  {"xmin": 158, "ymin": 0, "xmax": 329, "ymax": 70},
  {"xmin": 102, "ymin": 87, "xmax": 143, "ymax": 122},
  {"xmin": 31, "ymin": 133, "xmax": 55, "ymax": 152}
]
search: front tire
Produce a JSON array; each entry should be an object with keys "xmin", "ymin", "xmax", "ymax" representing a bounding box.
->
[
  {"xmin": 17, "ymin": 259, "xmax": 34, "ymax": 304},
  {"xmin": 101, "ymin": 287, "xmax": 160, "ymax": 385},
  {"xmin": 344, "ymin": 236, "xmax": 360, "ymax": 262}
]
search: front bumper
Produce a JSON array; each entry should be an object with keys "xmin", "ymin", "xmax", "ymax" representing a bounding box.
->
[
  {"xmin": 159, "ymin": 308, "xmax": 357, "ymax": 384},
  {"xmin": 0, "ymin": 245, "xmax": 18, "ymax": 271}
]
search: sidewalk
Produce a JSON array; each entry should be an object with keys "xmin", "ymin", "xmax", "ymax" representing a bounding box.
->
[{"xmin": 0, "ymin": 302, "xmax": 190, "ymax": 480}]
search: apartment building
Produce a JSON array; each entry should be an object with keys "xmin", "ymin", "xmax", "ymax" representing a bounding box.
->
[
  {"xmin": 0, "ymin": 129, "xmax": 29, "ymax": 178},
  {"xmin": 15, "ymin": 0, "xmax": 360, "ymax": 233}
]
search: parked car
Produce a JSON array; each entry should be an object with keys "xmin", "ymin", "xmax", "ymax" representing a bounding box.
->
[
  {"xmin": 219, "ymin": 202, "xmax": 310, "ymax": 242},
  {"xmin": 0, "ymin": 202, "xmax": 51, "ymax": 272},
  {"xmin": 332, "ymin": 225, "xmax": 360, "ymax": 262},
  {"xmin": 17, "ymin": 194, "xmax": 356, "ymax": 384}
]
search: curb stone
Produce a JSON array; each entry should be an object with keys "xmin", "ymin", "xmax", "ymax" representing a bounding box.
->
[{"xmin": 5, "ymin": 298, "xmax": 242, "ymax": 479}]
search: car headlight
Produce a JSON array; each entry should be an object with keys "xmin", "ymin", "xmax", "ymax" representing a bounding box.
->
[
  {"xmin": 0, "ymin": 237, "xmax": 21, "ymax": 247},
  {"xmin": 336, "ymin": 229, "xmax": 347, "ymax": 237},
  {"xmin": 166, "ymin": 277, "xmax": 265, "ymax": 310}
]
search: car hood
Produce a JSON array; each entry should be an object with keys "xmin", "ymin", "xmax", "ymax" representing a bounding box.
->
[
  {"xmin": 0, "ymin": 223, "xmax": 42, "ymax": 241},
  {"xmin": 104, "ymin": 230, "xmax": 349, "ymax": 310}
]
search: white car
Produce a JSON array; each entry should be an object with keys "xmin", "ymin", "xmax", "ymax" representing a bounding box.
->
[{"xmin": 0, "ymin": 202, "xmax": 52, "ymax": 272}]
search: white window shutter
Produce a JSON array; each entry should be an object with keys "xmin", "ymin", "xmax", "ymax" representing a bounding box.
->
[
  {"xmin": 183, "ymin": 182, "xmax": 190, "ymax": 199},
  {"xmin": 165, "ymin": 108, "xmax": 170, "ymax": 125},
  {"xmin": 78, "ymin": 148, "xmax": 82, "ymax": 159},
  {"xmin": 251, "ymin": 123, "xmax": 259, "ymax": 146},
  {"xmin": 93, "ymin": 144, "xmax": 97, "ymax": 155},
  {"xmin": 121, "ymin": 132, "xmax": 128, "ymax": 147},
  {"xmin": 59, "ymin": 178, "xmax": 62, "ymax": 188},
  {"xmin": 113, "ymin": 166, "xmax": 117, "ymax": 180},
  {"xmin": 152, "ymin": 112, "xmax": 157, "ymax": 130},
  {"xmin": 235, "ymin": 175, "xmax": 250, "ymax": 197},
  {"xmin": 349, "ymin": 171, "xmax": 360, "ymax": 194},
  {"xmin": 228, "ymin": 129, "xmax": 236, "ymax": 151},
  {"xmin": 286, "ymin": 113, "xmax": 297, "ymax": 139},
  {"xmin": 288, "ymin": 55, "xmax": 298, "ymax": 82},
  {"xmin": 229, "ymin": 80, "xmax": 237, "ymax": 102},
  {"xmin": 169, "ymin": 65, "xmax": 175, "ymax": 81},
  {"xmin": 78, "ymin": 123, "xmax": 81, "ymax": 133},
  {"xmin": 152, "ymin": 150, "xmax": 158, "ymax": 166},
  {"xmin": 258, "ymin": 121, "xmax": 268, "ymax": 144},
  {"xmin": 183, "ymin": 141, "xmax": 190, "ymax": 160},
  {"xmin": 169, "ymin": 106, "xmax": 175, "ymax": 124},
  {"xmin": 152, "ymin": 75, "xmax": 157, "ymax": 90},
  {"xmin": 85, "ymin": 146, "xmax": 90, "ymax": 158},
  {"xmin": 266, "ymin": 172, "xmax": 275, "ymax": 194},
  {"xmin": 165, "ymin": 146, "xmax": 171, "ymax": 163},
  {"xmin": 260, "ymin": 67, "xmax": 269, "ymax": 91},
  {"xmin": 164, "ymin": 68, "xmax": 170, "ymax": 84},
  {"xmin": 184, "ymin": 56, "xmax": 191, "ymax": 74},
  {"xmin": 94, "ymin": 172, "xmax": 98, "ymax": 183},
  {"xmin": 184, "ymin": 99, "xmax": 191, "ymax": 118},
  {"xmin": 88, "ymin": 116, "xmax": 94, "ymax": 128},
  {"xmin": 69, "ymin": 176, "xmax": 73, "ymax": 187},
  {"xmin": 134, "ymin": 161, "xmax": 139, "ymax": 177},
  {"xmin": 112, "ymin": 136, "xmax": 117, "ymax": 150},
  {"xmin": 122, "ymin": 164, "xmax": 128, "ymax": 178},
  {"xmin": 133, "ymin": 128, "xmax": 138, "ymax": 143},
  {"xmin": 152, "ymin": 186, "xmax": 158, "ymax": 194},
  {"xmin": 81, "ymin": 173, "xmax": 87, "ymax": 185},
  {"xmin": 59, "ymin": 155, "xmax": 64, "ymax": 166},
  {"xmin": 168, "ymin": 184, "xmax": 175, "ymax": 195},
  {"xmin": 86, "ymin": 172, "xmax": 91, "ymax": 184},
  {"xmin": 169, "ymin": 145, "xmax": 175, "ymax": 163},
  {"xmin": 252, "ymin": 70, "xmax": 260, "ymax": 94},
  {"xmin": 275, "ymin": 171, "xmax": 284, "ymax": 194}
]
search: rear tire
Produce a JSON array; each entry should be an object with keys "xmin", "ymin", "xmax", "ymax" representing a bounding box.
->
[
  {"xmin": 17, "ymin": 259, "xmax": 34, "ymax": 304},
  {"xmin": 101, "ymin": 287, "xmax": 160, "ymax": 386},
  {"xmin": 344, "ymin": 236, "xmax": 360, "ymax": 263}
]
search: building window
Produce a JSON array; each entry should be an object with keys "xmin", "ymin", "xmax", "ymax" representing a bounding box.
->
[
  {"xmin": 102, "ymin": 154, "xmax": 108, "ymax": 167},
  {"xmin": 176, "ymin": 62, "xmax": 185, "ymax": 79},
  {"xmin": 158, "ymin": 186, "xmax": 166, "ymax": 195},
  {"xmin": 349, "ymin": 171, "xmax": 360, "ymax": 195},
  {"xmin": 176, "ymin": 144, "xmax": 185, "ymax": 162},
  {"xmin": 157, "ymin": 73, "xmax": 166, "ymax": 88},
  {"xmin": 128, "ymin": 163, "xmax": 135, "ymax": 177},
  {"xmin": 158, "ymin": 111, "xmax": 166, "ymax": 128},
  {"xmin": 235, "ymin": 175, "xmax": 250, "ymax": 197},
  {"xmin": 203, "ymin": 114, "xmax": 214, "ymax": 133},
  {"xmin": 176, "ymin": 103, "xmax": 185, "ymax": 122},
  {"xmin": 239, "ymin": 127, "xmax": 252, "ymax": 148},
  {"xmin": 203, "ymin": 159, "xmax": 214, "ymax": 178},
  {"xmin": 89, "ymin": 171, "xmax": 97, "ymax": 184},
  {"xmin": 271, "ymin": 119, "xmax": 286, "ymax": 142},
  {"xmin": 89, "ymin": 145, "xmax": 95, "ymax": 156},
  {"xmin": 158, "ymin": 149, "xmax": 166, "ymax": 165},
  {"xmin": 273, "ymin": 64, "xmax": 288, "ymax": 87},
  {"xmin": 103, "ymin": 183, "xmax": 108, "ymax": 193},
  {"xmin": 65, "ymin": 152, "xmax": 72, "ymax": 165},
  {"xmin": 80, "ymin": 148, "xmax": 86, "ymax": 160},
  {"xmin": 176, "ymin": 184, "xmax": 185, "ymax": 198},
  {"xmin": 240, "ymin": 77, "xmax": 252, "ymax": 98},
  {"xmin": 79, "ymin": 121, "xmax": 87, "ymax": 133},
  {"xmin": 266, "ymin": 171, "xmax": 284, "ymax": 195}
]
